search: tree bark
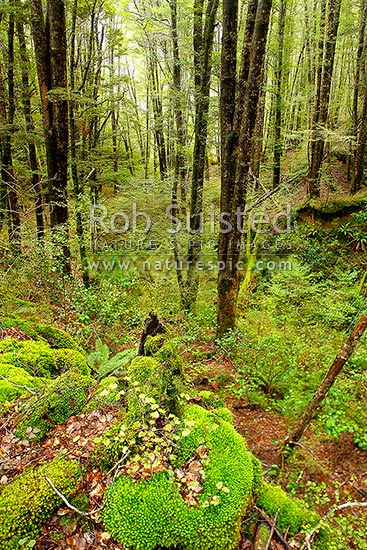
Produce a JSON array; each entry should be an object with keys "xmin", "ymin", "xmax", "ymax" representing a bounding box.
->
[
  {"xmin": 183, "ymin": 0, "xmax": 219, "ymax": 311},
  {"xmin": 284, "ymin": 314, "xmax": 367, "ymax": 450},
  {"xmin": 69, "ymin": 0, "xmax": 89, "ymax": 286},
  {"xmin": 169, "ymin": 0, "xmax": 187, "ymax": 206},
  {"xmin": 351, "ymin": 0, "xmax": 367, "ymax": 193},
  {"xmin": 272, "ymin": 0, "xmax": 287, "ymax": 189}
]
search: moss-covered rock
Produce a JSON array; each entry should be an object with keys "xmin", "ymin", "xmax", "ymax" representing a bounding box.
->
[
  {"xmin": 34, "ymin": 323, "xmax": 80, "ymax": 351},
  {"xmin": 99, "ymin": 338, "xmax": 319, "ymax": 550},
  {"xmin": 54, "ymin": 348, "xmax": 90, "ymax": 376},
  {"xmin": 0, "ymin": 337, "xmax": 88, "ymax": 380},
  {"xmin": 0, "ymin": 363, "xmax": 44, "ymax": 404},
  {"xmin": 16, "ymin": 369, "xmax": 92, "ymax": 440},
  {"xmin": 0, "ymin": 458, "xmax": 80, "ymax": 550},
  {"xmin": 102, "ymin": 405, "xmax": 256, "ymax": 550},
  {"xmin": 0, "ymin": 339, "xmax": 57, "ymax": 377}
]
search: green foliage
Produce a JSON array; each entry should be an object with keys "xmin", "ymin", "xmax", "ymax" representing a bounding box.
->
[
  {"xmin": 89, "ymin": 376, "xmax": 125, "ymax": 409},
  {"xmin": 319, "ymin": 370, "xmax": 367, "ymax": 450},
  {"xmin": 16, "ymin": 369, "xmax": 92, "ymax": 440},
  {"xmin": 337, "ymin": 206, "xmax": 367, "ymax": 253},
  {"xmin": 87, "ymin": 339, "xmax": 136, "ymax": 380},
  {"xmin": 0, "ymin": 458, "xmax": 80, "ymax": 550},
  {"xmin": 257, "ymin": 484, "xmax": 319, "ymax": 535}
]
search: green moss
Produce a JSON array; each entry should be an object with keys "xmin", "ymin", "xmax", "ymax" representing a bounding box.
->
[
  {"xmin": 34, "ymin": 323, "xmax": 81, "ymax": 351},
  {"xmin": 0, "ymin": 365, "xmax": 38, "ymax": 403},
  {"xmin": 54, "ymin": 348, "xmax": 90, "ymax": 375},
  {"xmin": 16, "ymin": 369, "xmax": 92, "ymax": 440},
  {"xmin": 144, "ymin": 334, "xmax": 165, "ymax": 356},
  {"xmin": 102, "ymin": 405, "xmax": 255, "ymax": 550},
  {"xmin": 0, "ymin": 339, "xmax": 57, "ymax": 378},
  {"xmin": 257, "ymin": 483, "xmax": 319, "ymax": 535},
  {"xmin": 0, "ymin": 458, "xmax": 80, "ymax": 550}
]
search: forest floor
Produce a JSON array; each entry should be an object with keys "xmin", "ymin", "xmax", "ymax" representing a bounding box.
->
[{"xmin": 1, "ymin": 345, "xmax": 365, "ymax": 550}]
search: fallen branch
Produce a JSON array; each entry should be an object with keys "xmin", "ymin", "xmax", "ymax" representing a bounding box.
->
[
  {"xmin": 301, "ymin": 501, "xmax": 367, "ymax": 550},
  {"xmin": 284, "ymin": 314, "xmax": 367, "ymax": 451}
]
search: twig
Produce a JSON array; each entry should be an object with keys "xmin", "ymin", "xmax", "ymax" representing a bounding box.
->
[
  {"xmin": 265, "ymin": 510, "xmax": 279, "ymax": 550},
  {"xmin": 45, "ymin": 476, "xmax": 90, "ymax": 518},
  {"xmin": 0, "ymin": 374, "xmax": 38, "ymax": 395},
  {"xmin": 104, "ymin": 450, "xmax": 131, "ymax": 481},
  {"xmin": 255, "ymin": 507, "xmax": 293, "ymax": 550},
  {"xmin": 301, "ymin": 501, "xmax": 367, "ymax": 550}
]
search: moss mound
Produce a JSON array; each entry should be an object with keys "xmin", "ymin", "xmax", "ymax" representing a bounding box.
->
[
  {"xmin": 257, "ymin": 484, "xmax": 319, "ymax": 535},
  {"xmin": 0, "ymin": 363, "xmax": 44, "ymax": 404},
  {"xmin": 16, "ymin": 369, "xmax": 92, "ymax": 439},
  {"xmin": 102, "ymin": 405, "xmax": 257, "ymax": 550},
  {"xmin": 100, "ymin": 338, "xmax": 319, "ymax": 550},
  {"xmin": 0, "ymin": 339, "xmax": 57, "ymax": 377},
  {"xmin": 34, "ymin": 323, "xmax": 80, "ymax": 351},
  {"xmin": 0, "ymin": 338, "xmax": 88, "ymax": 382},
  {"xmin": 54, "ymin": 348, "xmax": 90, "ymax": 376},
  {"xmin": 0, "ymin": 458, "xmax": 80, "ymax": 550}
]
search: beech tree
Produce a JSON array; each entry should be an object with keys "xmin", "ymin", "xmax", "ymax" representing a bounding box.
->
[
  {"xmin": 30, "ymin": 0, "xmax": 71, "ymax": 271},
  {"xmin": 217, "ymin": 0, "xmax": 273, "ymax": 335}
]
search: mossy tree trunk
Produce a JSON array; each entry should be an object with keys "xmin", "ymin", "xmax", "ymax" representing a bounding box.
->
[
  {"xmin": 17, "ymin": 18, "xmax": 45, "ymax": 244},
  {"xmin": 350, "ymin": 0, "xmax": 367, "ymax": 191}
]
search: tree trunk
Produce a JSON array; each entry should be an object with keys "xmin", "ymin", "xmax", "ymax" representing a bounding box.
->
[
  {"xmin": 284, "ymin": 314, "xmax": 367, "ymax": 450},
  {"xmin": 30, "ymin": 0, "xmax": 71, "ymax": 272},
  {"xmin": 217, "ymin": 0, "xmax": 272, "ymax": 336},
  {"xmin": 308, "ymin": 0, "xmax": 342, "ymax": 198},
  {"xmin": 70, "ymin": 0, "xmax": 89, "ymax": 286},
  {"xmin": 170, "ymin": 0, "xmax": 187, "ymax": 206},
  {"xmin": 351, "ymin": 0, "xmax": 367, "ymax": 193},
  {"xmin": 181, "ymin": 0, "xmax": 219, "ymax": 311},
  {"xmin": 272, "ymin": 0, "xmax": 287, "ymax": 189},
  {"xmin": 16, "ymin": 18, "xmax": 44, "ymax": 243},
  {"xmin": 1, "ymin": 6, "xmax": 21, "ymax": 253},
  {"xmin": 149, "ymin": 47, "xmax": 168, "ymax": 181}
]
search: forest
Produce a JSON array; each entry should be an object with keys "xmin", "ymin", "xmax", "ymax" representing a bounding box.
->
[{"xmin": 0, "ymin": 0, "xmax": 367, "ymax": 548}]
